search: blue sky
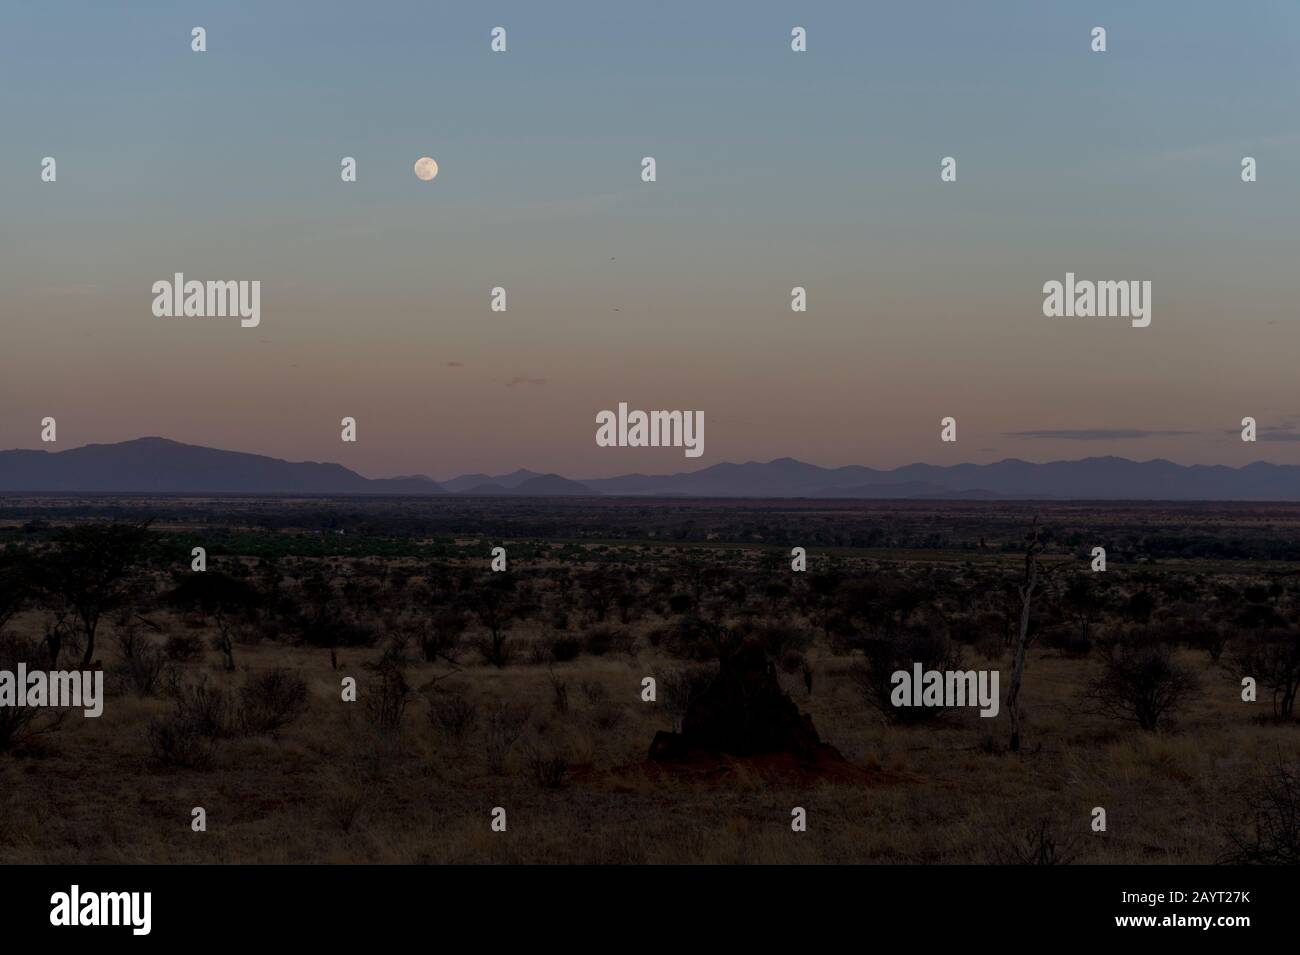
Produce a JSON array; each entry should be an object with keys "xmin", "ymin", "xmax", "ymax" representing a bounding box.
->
[{"xmin": 2, "ymin": 1, "xmax": 1298, "ymax": 477}]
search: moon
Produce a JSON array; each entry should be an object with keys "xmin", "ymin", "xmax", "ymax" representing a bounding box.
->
[{"xmin": 413, "ymin": 156, "xmax": 438, "ymax": 181}]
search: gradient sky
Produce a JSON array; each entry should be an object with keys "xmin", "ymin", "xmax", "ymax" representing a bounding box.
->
[{"xmin": 2, "ymin": 1, "xmax": 1298, "ymax": 480}]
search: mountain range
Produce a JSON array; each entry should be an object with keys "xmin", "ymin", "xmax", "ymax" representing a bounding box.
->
[{"xmin": 2, "ymin": 437, "xmax": 1300, "ymax": 500}]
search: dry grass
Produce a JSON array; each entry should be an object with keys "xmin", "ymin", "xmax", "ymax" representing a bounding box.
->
[{"xmin": 1, "ymin": 607, "xmax": 1293, "ymax": 864}]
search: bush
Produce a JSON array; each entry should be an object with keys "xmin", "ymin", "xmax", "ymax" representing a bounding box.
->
[
  {"xmin": 548, "ymin": 670, "xmax": 569, "ymax": 713},
  {"xmin": 991, "ymin": 817, "xmax": 1078, "ymax": 865},
  {"xmin": 146, "ymin": 712, "xmax": 215, "ymax": 769},
  {"xmin": 419, "ymin": 610, "xmax": 466, "ymax": 663},
  {"xmin": 1233, "ymin": 629, "xmax": 1300, "ymax": 719},
  {"xmin": 164, "ymin": 633, "xmax": 204, "ymax": 662},
  {"xmin": 1083, "ymin": 643, "xmax": 1195, "ymax": 731},
  {"xmin": 1059, "ymin": 625, "xmax": 1093, "ymax": 659},
  {"xmin": 365, "ymin": 661, "xmax": 409, "ymax": 735},
  {"xmin": 975, "ymin": 633, "xmax": 1004, "ymax": 662},
  {"xmin": 854, "ymin": 628, "xmax": 963, "ymax": 724},
  {"xmin": 120, "ymin": 640, "xmax": 169, "ymax": 696},
  {"xmin": 428, "ymin": 689, "xmax": 477, "ymax": 741},
  {"xmin": 523, "ymin": 739, "xmax": 569, "ymax": 789},
  {"xmin": 169, "ymin": 677, "xmax": 238, "ymax": 739},
  {"xmin": 483, "ymin": 700, "xmax": 530, "ymax": 774},
  {"xmin": 579, "ymin": 680, "xmax": 608, "ymax": 706},
  {"xmin": 0, "ymin": 634, "xmax": 59, "ymax": 752},
  {"xmin": 584, "ymin": 625, "xmax": 626, "ymax": 657},
  {"xmin": 238, "ymin": 668, "xmax": 309, "ymax": 735},
  {"xmin": 589, "ymin": 702, "xmax": 623, "ymax": 731},
  {"xmin": 660, "ymin": 664, "xmax": 716, "ymax": 733},
  {"xmin": 658, "ymin": 615, "xmax": 726, "ymax": 661},
  {"xmin": 548, "ymin": 635, "xmax": 582, "ymax": 663},
  {"xmin": 1220, "ymin": 758, "xmax": 1300, "ymax": 864},
  {"xmin": 749, "ymin": 622, "xmax": 812, "ymax": 660}
]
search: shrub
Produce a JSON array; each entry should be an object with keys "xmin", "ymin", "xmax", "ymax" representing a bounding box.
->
[
  {"xmin": 0, "ymin": 634, "xmax": 60, "ymax": 752},
  {"xmin": 658, "ymin": 615, "xmax": 726, "ymax": 661},
  {"xmin": 548, "ymin": 670, "xmax": 570, "ymax": 713},
  {"xmin": 324, "ymin": 782, "xmax": 368, "ymax": 834},
  {"xmin": 1083, "ymin": 643, "xmax": 1195, "ymax": 731},
  {"xmin": 660, "ymin": 664, "xmax": 716, "ymax": 733},
  {"xmin": 428, "ymin": 689, "xmax": 477, "ymax": 741},
  {"xmin": 120, "ymin": 640, "xmax": 168, "ymax": 696},
  {"xmin": 751, "ymin": 622, "xmax": 812, "ymax": 660},
  {"xmin": 1233, "ymin": 629, "xmax": 1300, "ymax": 719},
  {"xmin": 172, "ymin": 678, "xmax": 239, "ymax": 739},
  {"xmin": 483, "ymin": 700, "xmax": 530, "ymax": 774},
  {"xmin": 146, "ymin": 712, "xmax": 215, "ymax": 769},
  {"xmin": 975, "ymin": 633, "xmax": 1004, "ymax": 662},
  {"xmin": 992, "ymin": 817, "xmax": 1078, "ymax": 865},
  {"xmin": 583, "ymin": 625, "xmax": 621, "ymax": 657},
  {"xmin": 548, "ymin": 635, "xmax": 582, "ymax": 663},
  {"xmin": 1220, "ymin": 757, "xmax": 1300, "ymax": 864},
  {"xmin": 589, "ymin": 702, "xmax": 623, "ymax": 731},
  {"xmin": 854, "ymin": 628, "xmax": 963, "ymax": 724},
  {"xmin": 239, "ymin": 668, "xmax": 309, "ymax": 735},
  {"xmin": 523, "ymin": 739, "xmax": 569, "ymax": 789},
  {"xmin": 365, "ymin": 661, "xmax": 409, "ymax": 735},
  {"xmin": 164, "ymin": 633, "xmax": 204, "ymax": 662}
]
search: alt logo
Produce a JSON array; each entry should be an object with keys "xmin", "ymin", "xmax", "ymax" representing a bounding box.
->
[
  {"xmin": 50, "ymin": 885, "xmax": 152, "ymax": 935},
  {"xmin": 1042, "ymin": 272, "xmax": 1151, "ymax": 328},
  {"xmin": 595, "ymin": 402, "xmax": 704, "ymax": 458},
  {"xmin": 152, "ymin": 273, "xmax": 261, "ymax": 328}
]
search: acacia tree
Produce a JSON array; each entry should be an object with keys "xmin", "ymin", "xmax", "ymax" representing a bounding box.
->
[
  {"xmin": 165, "ymin": 571, "xmax": 261, "ymax": 672},
  {"xmin": 467, "ymin": 574, "xmax": 518, "ymax": 668},
  {"xmin": 40, "ymin": 522, "xmax": 151, "ymax": 668}
]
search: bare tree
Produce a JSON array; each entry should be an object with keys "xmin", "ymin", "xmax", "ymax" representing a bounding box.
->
[{"xmin": 1007, "ymin": 519, "xmax": 1044, "ymax": 752}]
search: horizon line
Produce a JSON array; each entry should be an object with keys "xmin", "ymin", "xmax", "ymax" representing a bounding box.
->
[{"xmin": 2, "ymin": 435, "xmax": 1295, "ymax": 483}]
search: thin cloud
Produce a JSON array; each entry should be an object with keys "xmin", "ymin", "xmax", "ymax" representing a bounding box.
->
[
  {"xmin": 1218, "ymin": 422, "xmax": 1300, "ymax": 442},
  {"xmin": 1005, "ymin": 429, "xmax": 1195, "ymax": 441}
]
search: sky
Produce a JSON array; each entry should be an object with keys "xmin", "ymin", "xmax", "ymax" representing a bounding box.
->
[{"xmin": 1, "ymin": 1, "xmax": 1298, "ymax": 480}]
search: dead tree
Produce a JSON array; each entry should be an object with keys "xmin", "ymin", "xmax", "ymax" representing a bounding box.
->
[{"xmin": 1006, "ymin": 519, "xmax": 1044, "ymax": 753}]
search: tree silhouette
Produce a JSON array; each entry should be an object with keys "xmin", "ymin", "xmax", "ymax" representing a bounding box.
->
[
  {"xmin": 166, "ymin": 571, "xmax": 261, "ymax": 672},
  {"xmin": 1006, "ymin": 518, "xmax": 1051, "ymax": 753},
  {"xmin": 40, "ymin": 522, "xmax": 151, "ymax": 668}
]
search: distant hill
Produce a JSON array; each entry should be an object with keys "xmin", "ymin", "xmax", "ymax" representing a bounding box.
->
[
  {"xmin": 0, "ymin": 437, "xmax": 446, "ymax": 495},
  {"xmin": 457, "ymin": 474, "xmax": 598, "ymax": 497},
  {"xmin": 578, "ymin": 455, "xmax": 1300, "ymax": 500},
  {"xmin": 441, "ymin": 469, "xmax": 545, "ymax": 492},
  {"xmin": 4, "ymin": 439, "xmax": 1300, "ymax": 500}
]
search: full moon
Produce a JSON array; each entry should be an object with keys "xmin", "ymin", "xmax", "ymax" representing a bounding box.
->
[{"xmin": 413, "ymin": 157, "xmax": 438, "ymax": 181}]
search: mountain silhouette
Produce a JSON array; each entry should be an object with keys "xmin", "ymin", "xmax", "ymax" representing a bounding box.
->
[
  {"xmin": 3, "ymin": 439, "xmax": 1300, "ymax": 500},
  {"xmin": 457, "ymin": 474, "xmax": 600, "ymax": 497},
  {"xmin": 0, "ymin": 437, "xmax": 446, "ymax": 495},
  {"xmin": 441, "ymin": 469, "xmax": 545, "ymax": 492}
]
